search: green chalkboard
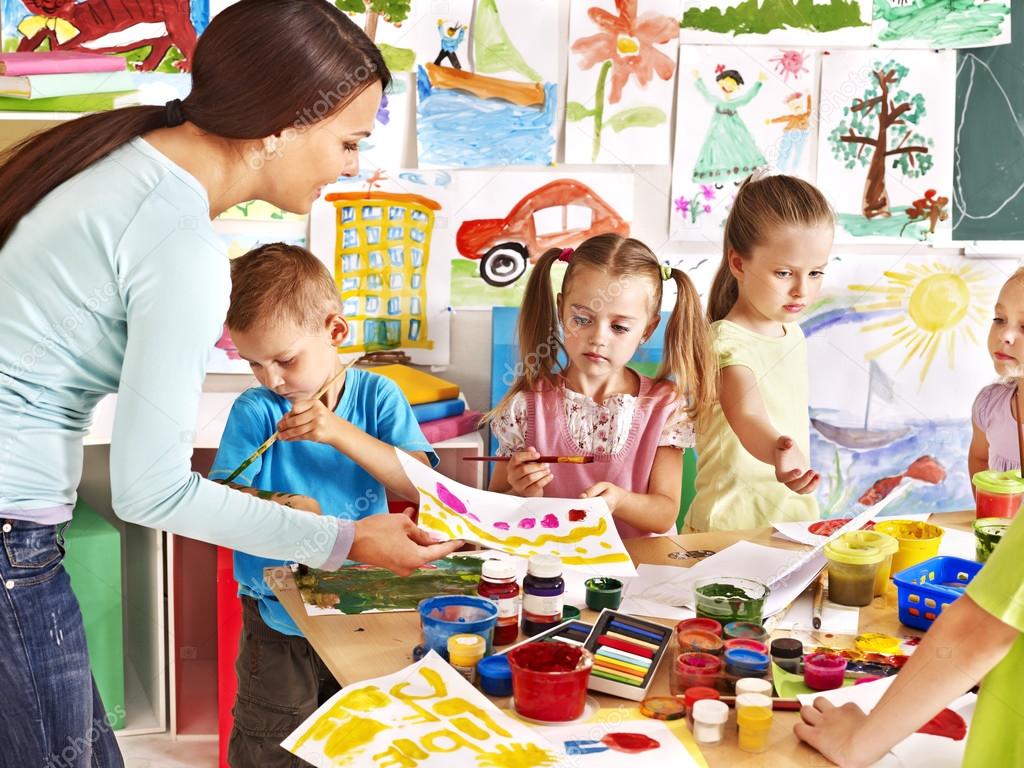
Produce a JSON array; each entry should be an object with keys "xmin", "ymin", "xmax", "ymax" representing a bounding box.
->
[{"xmin": 954, "ymin": 5, "xmax": 1024, "ymax": 240}]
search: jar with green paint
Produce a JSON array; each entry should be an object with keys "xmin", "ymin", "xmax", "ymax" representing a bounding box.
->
[
  {"xmin": 974, "ymin": 518, "xmax": 1010, "ymax": 563},
  {"xmin": 693, "ymin": 577, "xmax": 769, "ymax": 626},
  {"xmin": 824, "ymin": 535, "xmax": 884, "ymax": 607}
]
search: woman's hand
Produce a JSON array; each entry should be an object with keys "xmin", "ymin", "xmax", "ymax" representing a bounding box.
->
[
  {"xmin": 506, "ymin": 447, "xmax": 553, "ymax": 497},
  {"xmin": 774, "ymin": 435, "xmax": 819, "ymax": 494},
  {"xmin": 348, "ymin": 509, "xmax": 464, "ymax": 576}
]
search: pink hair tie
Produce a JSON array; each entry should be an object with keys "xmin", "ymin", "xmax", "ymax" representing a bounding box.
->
[{"xmin": 558, "ymin": 247, "xmax": 574, "ymax": 263}]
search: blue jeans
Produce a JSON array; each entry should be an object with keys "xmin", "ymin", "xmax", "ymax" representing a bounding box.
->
[{"xmin": 0, "ymin": 519, "xmax": 123, "ymax": 768}]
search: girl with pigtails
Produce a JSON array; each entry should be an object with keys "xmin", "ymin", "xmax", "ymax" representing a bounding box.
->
[{"xmin": 486, "ymin": 234, "xmax": 715, "ymax": 537}]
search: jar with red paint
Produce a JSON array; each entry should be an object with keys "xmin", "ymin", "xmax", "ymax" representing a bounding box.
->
[
  {"xmin": 972, "ymin": 471, "xmax": 1024, "ymax": 519},
  {"xmin": 506, "ymin": 642, "xmax": 592, "ymax": 722},
  {"xmin": 477, "ymin": 559, "xmax": 521, "ymax": 646},
  {"xmin": 671, "ymin": 652, "xmax": 722, "ymax": 694},
  {"xmin": 804, "ymin": 653, "xmax": 847, "ymax": 691}
]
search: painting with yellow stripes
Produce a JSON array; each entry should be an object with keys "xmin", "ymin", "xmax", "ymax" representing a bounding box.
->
[
  {"xmin": 309, "ymin": 170, "xmax": 453, "ymax": 366},
  {"xmin": 396, "ymin": 449, "xmax": 636, "ymax": 577}
]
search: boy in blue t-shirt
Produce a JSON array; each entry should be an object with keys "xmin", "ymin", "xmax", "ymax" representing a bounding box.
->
[{"xmin": 209, "ymin": 243, "xmax": 437, "ymax": 767}]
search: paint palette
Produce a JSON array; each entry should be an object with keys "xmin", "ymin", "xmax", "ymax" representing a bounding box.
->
[{"xmin": 583, "ymin": 610, "xmax": 674, "ymax": 702}]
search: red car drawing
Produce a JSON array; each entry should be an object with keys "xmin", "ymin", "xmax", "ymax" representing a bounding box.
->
[{"xmin": 455, "ymin": 179, "xmax": 630, "ymax": 287}]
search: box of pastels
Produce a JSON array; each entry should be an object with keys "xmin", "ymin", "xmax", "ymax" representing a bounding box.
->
[{"xmin": 582, "ymin": 609, "xmax": 673, "ymax": 701}]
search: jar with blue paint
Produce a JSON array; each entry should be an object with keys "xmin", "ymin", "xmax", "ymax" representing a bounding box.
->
[
  {"xmin": 415, "ymin": 595, "xmax": 498, "ymax": 661},
  {"xmin": 720, "ymin": 647, "xmax": 771, "ymax": 695},
  {"xmin": 521, "ymin": 554, "xmax": 564, "ymax": 636}
]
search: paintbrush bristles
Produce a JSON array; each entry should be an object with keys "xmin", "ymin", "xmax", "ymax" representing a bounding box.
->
[{"xmin": 223, "ymin": 361, "xmax": 353, "ymax": 484}]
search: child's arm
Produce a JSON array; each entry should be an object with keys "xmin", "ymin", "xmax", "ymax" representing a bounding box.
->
[
  {"xmin": 968, "ymin": 420, "xmax": 989, "ymax": 485},
  {"xmin": 794, "ymin": 593, "xmax": 1019, "ymax": 767},
  {"xmin": 216, "ymin": 483, "xmax": 322, "ymax": 515},
  {"xmin": 580, "ymin": 446, "xmax": 682, "ymax": 533},
  {"xmin": 277, "ymin": 399, "xmax": 427, "ymax": 502},
  {"xmin": 719, "ymin": 365, "xmax": 819, "ymax": 494}
]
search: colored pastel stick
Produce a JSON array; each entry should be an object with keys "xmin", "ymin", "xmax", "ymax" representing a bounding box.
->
[
  {"xmin": 608, "ymin": 619, "xmax": 664, "ymax": 643},
  {"xmin": 594, "ymin": 653, "xmax": 648, "ymax": 677},
  {"xmin": 591, "ymin": 667, "xmax": 644, "ymax": 686},
  {"xmin": 593, "ymin": 657, "xmax": 646, "ymax": 678},
  {"xmin": 595, "ymin": 646, "xmax": 651, "ymax": 667},
  {"xmin": 605, "ymin": 630, "xmax": 659, "ymax": 651},
  {"xmin": 593, "ymin": 661, "xmax": 646, "ymax": 684},
  {"xmin": 597, "ymin": 634, "xmax": 654, "ymax": 659}
]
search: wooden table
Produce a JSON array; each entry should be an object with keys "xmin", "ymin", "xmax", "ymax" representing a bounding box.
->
[{"xmin": 267, "ymin": 510, "xmax": 976, "ymax": 766}]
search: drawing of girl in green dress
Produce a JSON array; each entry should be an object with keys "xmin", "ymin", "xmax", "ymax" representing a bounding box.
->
[{"xmin": 691, "ymin": 65, "xmax": 767, "ymax": 183}]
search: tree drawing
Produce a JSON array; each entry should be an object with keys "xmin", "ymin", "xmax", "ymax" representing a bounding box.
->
[
  {"xmin": 828, "ymin": 60, "xmax": 933, "ymax": 220},
  {"xmin": 681, "ymin": 0, "xmax": 866, "ymax": 36},
  {"xmin": 874, "ymin": 0, "xmax": 1010, "ymax": 48},
  {"xmin": 335, "ymin": 0, "xmax": 411, "ymax": 42}
]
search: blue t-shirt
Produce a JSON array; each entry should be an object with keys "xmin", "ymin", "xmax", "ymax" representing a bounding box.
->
[{"xmin": 209, "ymin": 368, "xmax": 437, "ymax": 636}]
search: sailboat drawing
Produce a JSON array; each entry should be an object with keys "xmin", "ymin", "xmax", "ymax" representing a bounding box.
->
[{"xmin": 811, "ymin": 361, "xmax": 911, "ymax": 451}]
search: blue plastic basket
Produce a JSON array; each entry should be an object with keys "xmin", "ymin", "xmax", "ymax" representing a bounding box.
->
[{"xmin": 892, "ymin": 556, "xmax": 982, "ymax": 631}]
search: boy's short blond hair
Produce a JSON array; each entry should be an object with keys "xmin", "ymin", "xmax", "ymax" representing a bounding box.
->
[{"xmin": 226, "ymin": 243, "xmax": 342, "ymax": 333}]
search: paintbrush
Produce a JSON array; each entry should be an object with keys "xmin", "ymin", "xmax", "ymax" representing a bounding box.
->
[
  {"xmin": 718, "ymin": 695, "xmax": 802, "ymax": 712},
  {"xmin": 812, "ymin": 569, "xmax": 828, "ymax": 630},
  {"xmin": 462, "ymin": 455, "xmax": 594, "ymax": 464},
  {"xmin": 223, "ymin": 361, "xmax": 353, "ymax": 483}
]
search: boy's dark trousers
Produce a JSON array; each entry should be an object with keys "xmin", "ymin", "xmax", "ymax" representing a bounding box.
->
[{"xmin": 228, "ymin": 597, "xmax": 341, "ymax": 767}]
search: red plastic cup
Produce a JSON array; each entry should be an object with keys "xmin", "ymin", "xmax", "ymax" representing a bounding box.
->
[
  {"xmin": 507, "ymin": 642, "xmax": 593, "ymax": 722},
  {"xmin": 972, "ymin": 471, "xmax": 1024, "ymax": 519}
]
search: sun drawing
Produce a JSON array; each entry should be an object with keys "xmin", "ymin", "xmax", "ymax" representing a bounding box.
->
[{"xmin": 849, "ymin": 261, "xmax": 992, "ymax": 383}]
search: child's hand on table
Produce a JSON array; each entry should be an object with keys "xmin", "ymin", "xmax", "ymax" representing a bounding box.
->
[
  {"xmin": 507, "ymin": 447, "xmax": 553, "ymax": 497},
  {"xmin": 774, "ymin": 435, "xmax": 820, "ymax": 494},
  {"xmin": 580, "ymin": 481, "xmax": 627, "ymax": 513},
  {"xmin": 795, "ymin": 698, "xmax": 875, "ymax": 768}
]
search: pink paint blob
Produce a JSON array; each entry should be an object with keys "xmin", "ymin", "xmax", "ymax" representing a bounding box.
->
[
  {"xmin": 436, "ymin": 483, "xmax": 467, "ymax": 516},
  {"xmin": 518, "ymin": 518, "xmax": 536, "ymax": 529},
  {"xmin": 540, "ymin": 514, "xmax": 559, "ymax": 529},
  {"xmin": 494, "ymin": 522, "xmax": 510, "ymax": 530}
]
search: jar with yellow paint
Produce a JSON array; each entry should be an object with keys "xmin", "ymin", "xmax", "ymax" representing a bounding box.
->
[{"xmin": 874, "ymin": 520, "xmax": 944, "ymax": 576}]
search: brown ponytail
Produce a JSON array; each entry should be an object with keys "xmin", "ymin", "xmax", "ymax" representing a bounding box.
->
[
  {"xmin": 0, "ymin": 0, "xmax": 389, "ymax": 249},
  {"xmin": 707, "ymin": 172, "xmax": 835, "ymax": 323},
  {"xmin": 661, "ymin": 267, "xmax": 716, "ymax": 420}
]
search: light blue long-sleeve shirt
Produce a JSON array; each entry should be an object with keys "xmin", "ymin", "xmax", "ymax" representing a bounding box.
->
[{"xmin": 0, "ymin": 138, "xmax": 350, "ymax": 568}]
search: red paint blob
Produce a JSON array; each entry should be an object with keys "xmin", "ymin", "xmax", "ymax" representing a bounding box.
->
[
  {"xmin": 601, "ymin": 732, "xmax": 661, "ymax": 753},
  {"xmin": 917, "ymin": 708, "xmax": 967, "ymax": 741},
  {"xmin": 568, "ymin": 508, "xmax": 587, "ymax": 522}
]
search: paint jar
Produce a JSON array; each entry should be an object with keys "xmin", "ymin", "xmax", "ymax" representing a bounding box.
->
[
  {"xmin": 737, "ymin": 705, "xmax": 773, "ymax": 754},
  {"xmin": 824, "ymin": 535, "xmax": 884, "ymax": 607},
  {"xmin": 972, "ymin": 470, "xmax": 1024, "ymax": 519},
  {"xmin": 843, "ymin": 530, "xmax": 899, "ymax": 597},
  {"xmin": 693, "ymin": 577, "xmax": 769, "ymax": 626},
  {"xmin": 974, "ymin": 517, "xmax": 1010, "ymax": 563},
  {"xmin": 683, "ymin": 686, "xmax": 721, "ymax": 729},
  {"xmin": 506, "ymin": 642, "xmax": 592, "ymax": 722},
  {"xmin": 721, "ymin": 648, "xmax": 771, "ymax": 695},
  {"xmin": 418, "ymin": 595, "xmax": 498, "ymax": 659},
  {"xmin": 736, "ymin": 692, "xmax": 772, "ymax": 716},
  {"xmin": 735, "ymin": 677, "xmax": 773, "ymax": 699},
  {"xmin": 672, "ymin": 652, "xmax": 722, "ymax": 694},
  {"xmin": 477, "ymin": 654, "xmax": 513, "ymax": 698},
  {"xmin": 723, "ymin": 638, "xmax": 769, "ymax": 655},
  {"xmin": 691, "ymin": 699, "xmax": 729, "ymax": 745},
  {"xmin": 804, "ymin": 653, "xmax": 847, "ymax": 691},
  {"xmin": 521, "ymin": 554, "xmax": 564, "ymax": 637},
  {"xmin": 676, "ymin": 617, "xmax": 723, "ymax": 638},
  {"xmin": 676, "ymin": 628, "xmax": 724, "ymax": 656},
  {"xmin": 562, "ymin": 605, "xmax": 581, "ymax": 621},
  {"xmin": 584, "ymin": 577, "xmax": 623, "ymax": 611},
  {"xmin": 448, "ymin": 634, "xmax": 486, "ymax": 685},
  {"xmin": 723, "ymin": 621, "xmax": 769, "ymax": 644},
  {"xmin": 770, "ymin": 638, "xmax": 804, "ymax": 675},
  {"xmin": 874, "ymin": 520, "xmax": 945, "ymax": 576},
  {"xmin": 477, "ymin": 559, "xmax": 521, "ymax": 646}
]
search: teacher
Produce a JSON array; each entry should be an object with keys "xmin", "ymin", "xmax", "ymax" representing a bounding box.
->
[{"xmin": 0, "ymin": 1, "xmax": 461, "ymax": 766}]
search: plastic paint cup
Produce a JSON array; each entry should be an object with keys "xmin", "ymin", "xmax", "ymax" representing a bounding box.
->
[
  {"xmin": 584, "ymin": 577, "xmax": 623, "ymax": 611},
  {"xmin": 735, "ymin": 677, "xmax": 774, "ymax": 698},
  {"xmin": 770, "ymin": 638, "xmax": 804, "ymax": 675},
  {"xmin": 736, "ymin": 692, "xmax": 772, "ymax": 715},
  {"xmin": 803, "ymin": 653, "xmax": 847, "ymax": 691},
  {"xmin": 691, "ymin": 699, "xmax": 729, "ymax": 745},
  {"xmin": 506, "ymin": 642, "xmax": 593, "ymax": 722},
  {"xmin": 843, "ymin": 530, "xmax": 899, "ymax": 597},
  {"xmin": 723, "ymin": 638, "xmax": 769, "ymax": 655},
  {"xmin": 737, "ymin": 705, "xmax": 773, "ymax": 753},
  {"xmin": 672, "ymin": 652, "xmax": 722, "ymax": 693},
  {"xmin": 683, "ymin": 686, "xmax": 721, "ymax": 728},
  {"xmin": 824, "ymin": 534, "xmax": 885, "ymax": 607},
  {"xmin": 477, "ymin": 654, "xmax": 513, "ymax": 697},
  {"xmin": 974, "ymin": 517, "xmax": 1010, "ymax": 563},
  {"xmin": 675, "ymin": 617, "xmax": 723, "ymax": 638},
  {"xmin": 417, "ymin": 595, "xmax": 498, "ymax": 660},
  {"xmin": 972, "ymin": 471, "xmax": 1024, "ymax": 519},
  {"xmin": 676, "ymin": 628, "xmax": 724, "ymax": 656},
  {"xmin": 723, "ymin": 621, "xmax": 769, "ymax": 644},
  {"xmin": 693, "ymin": 577, "xmax": 769, "ymax": 626},
  {"xmin": 874, "ymin": 520, "xmax": 945, "ymax": 576}
]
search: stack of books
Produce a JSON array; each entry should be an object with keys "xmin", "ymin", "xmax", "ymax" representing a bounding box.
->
[
  {"xmin": 369, "ymin": 364, "xmax": 482, "ymax": 443},
  {"xmin": 0, "ymin": 51, "xmax": 139, "ymax": 112}
]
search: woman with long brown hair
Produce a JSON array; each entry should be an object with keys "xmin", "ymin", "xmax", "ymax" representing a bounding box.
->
[{"xmin": 0, "ymin": 2, "xmax": 460, "ymax": 765}]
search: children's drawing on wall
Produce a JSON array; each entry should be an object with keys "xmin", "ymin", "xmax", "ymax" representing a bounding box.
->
[
  {"xmin": 450, "ymin": 170, "xmax": 634, "ymax": 308},
  {"xmin": 309, "ymin": 169, "xmax": 452, "ymax": 366},
  {"xmin": 0, "ymin": 0, "xmax": 206, "ymax": 72},
  {"xmin": 873, "ymin": 0, "xmax": 1011, "ymax": 49},
  {"xmin": 670, "ymin": 46, "xmax": 819, "ymax": 242},
  {"xmin": 416, "ymin": 0, "xmax": 556, "ymax": 167},
  {"xmin": 282, "ymin": 652, "xmax": 561, "ymax": 766},
  {"xmin": 816, "ymin": 50, "xmax": 954, "ymax": 244},
  {"xmin": 397, "ymin": 449, "xmax": 637, "ymax": 576},
  {"xmin": 358, "ymin": 72, "xmax": 415, "ymax": 170},
  {"xmin": 679, "ymin": 0, "xmax": 871, "ymax": 46},
  {"xmin": 565, "ymin": 0, "xmax": 680, "ymax": 165},
  {"xmin": 801, "ymin": 254, "xmax": 1003, "ymax": 517}
]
